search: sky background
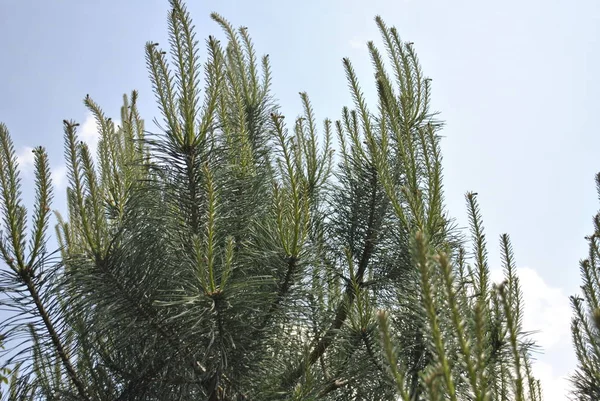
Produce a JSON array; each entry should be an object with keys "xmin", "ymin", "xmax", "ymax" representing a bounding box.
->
[{"xmin": 1, "ymin": 0, "xmax": 599, "ymax": 399}]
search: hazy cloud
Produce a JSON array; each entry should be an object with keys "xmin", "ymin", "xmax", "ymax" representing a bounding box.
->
[
  {"xmin": 14, "ymin": 111, "xmax": 118, "ymax": 190},
  {"xmin": 51, "ymin": 165, "xmax": 68, "ymax": 190},
  {"xmin": 491, "ymin": 267, "xmax": 571, "ymax": 349},
  {"xmin": 491, "ymin": 267, "xmax": 572, "ymax": 400},
  {"xmin": 79, "ymin": 113, "xmax": 101, "ymax": 157},
  {"xmin": 532, "ymin": 361, "xmax": 571, "ymax": 401},
  {"xmin": 16, "ymin": 146, "xmax": 35, "ymax": 175},
  {"xmin": 78, "ymin": 112, "xmax": 121, "ymax": 159}
]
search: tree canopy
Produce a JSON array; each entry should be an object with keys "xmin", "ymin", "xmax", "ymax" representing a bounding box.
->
[{"xmin": 0, "ymin": 0, "xmax": 593, "ymax": 400}]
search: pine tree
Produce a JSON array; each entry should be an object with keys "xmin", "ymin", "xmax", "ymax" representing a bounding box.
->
[
  {"xmin": 0, "ymin": 337, "xmax": 10, "ymax": 399},
  {"xmin": 0, "ymin": 1, "xmax": 540, "ymax": 400},
  {"xmin": 570, "ymin": 172, "xmax": 600, "ymax": 400}
]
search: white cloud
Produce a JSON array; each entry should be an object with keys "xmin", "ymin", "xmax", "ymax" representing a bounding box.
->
[
  {"xmin": 51, "ymin": 165, "xmax": 68, "ymax": 190},
  {"xmin": 491, "ymin": 267, "xmax": 573, "ymax": 400},
  {"xmin": 79, "ymin": 113, "xmax": 101, "ymax": 157},
  {"xmin": 45, "ymin": 113, "xmax": 120, "ymax": 191},
  {"xmin": 78, "ymin": 112, "xmax": 120, "ymax": 159},
  {"xmin": 17, "ymin": 147, "xmax": 67, "ymax": 191},
  {"xmin": 531, "ymin": 361, "xmax": 571, "ymax": 401},
  {"xmin": 16, "ymin": 146, "xmax": 35, "ymax": 175},
  {"xmin": 491, "ymin": 267, "xmax": 571, "ymax": 349}
]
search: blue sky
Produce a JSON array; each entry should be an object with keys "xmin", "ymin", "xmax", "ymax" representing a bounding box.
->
[{"xmin": 1, "ymin": 0, "xmax": 599, "ymax": 398}]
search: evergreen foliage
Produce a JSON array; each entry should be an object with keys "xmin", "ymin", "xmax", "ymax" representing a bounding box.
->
[
  {"xmin": 0, "ymin": 1, "xmax": 545, "ymax": 400},
  {"xmin": 570, "ymin": 172, "xmax": 600, "ymax": 400}
]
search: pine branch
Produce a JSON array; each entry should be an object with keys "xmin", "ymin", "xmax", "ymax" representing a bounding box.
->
[{"xmin": 283, "ymin": 163, "xmax": 381, "ymax": 388}]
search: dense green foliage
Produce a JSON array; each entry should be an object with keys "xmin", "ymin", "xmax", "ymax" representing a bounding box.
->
[
  {"xmin": 0, "ymin": 1, "xmax": 573, "ymax": 400},
  {"xmin": 570, "ymin": 173, "xmax": 600, "ymax": 400}
]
